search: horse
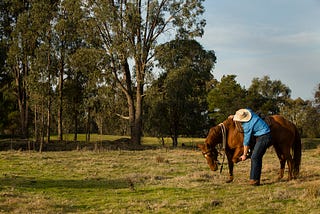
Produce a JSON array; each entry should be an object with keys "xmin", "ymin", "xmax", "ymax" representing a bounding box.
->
[{"xmin": 198, "ymin": 115, "xmax": 301, "ymax": 183}]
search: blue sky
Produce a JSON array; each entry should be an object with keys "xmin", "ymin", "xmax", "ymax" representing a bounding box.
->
[{"xmin": 197, "ymin": 0, "xmax": 320, "ymax": 100}]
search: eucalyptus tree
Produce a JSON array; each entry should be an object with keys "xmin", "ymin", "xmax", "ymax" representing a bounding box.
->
[
  {"xmin": 68, "ymin": 47, "xmax": 109, "ymax": 141},
  {"xmin": 0, "ymin": 0, "xmax": 17, "ymax": 135},
  {"xmin": 3, "ymin": 0, "xmax": 35, "ymax": 138},
  {"xmin": 279, "ymin": 98, "xmax": 320, "ymax": 138},
  {"xmin": 1, "ymin": 0, "xmax": 59, "ymax": 139},
  {"xmin": 207, "ymin": 75, "xmax": 247, "ymax": 124},
  {"xmin": 311, "ymin": 83, "xmax": 320, "ymax": 137},
  {"xmin": 27, "ymin": 1, "xmax": 59, "ymax": 146},
  {"xmin": 145, "ymin": 39, "xmax": 216, "ymax": 147},
  {"xmin": 83, "ymin": 0, "xmax": 206, "ymax": 144},
  {"xmin": 314, "ymin": 83, "xmax": 320, "ymax": 109},
  {"xmin": 247, "ymin": 76, "xmax": 291, "ymax": 115},
  {"xmin": 53, "ymin": 0, "xmax": 86, "ymax": 141}
]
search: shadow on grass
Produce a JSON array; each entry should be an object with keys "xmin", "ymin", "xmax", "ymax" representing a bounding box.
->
[
  {"xmin": 0, "ymin": 176, "xmax": 131, "ymax": 190},
  {"xmin": 0, "ymin": 138, "xmax": 158, "ymax": 152},
  {"xmin": 302, "ymin": 138, "xmax": 320, "ymax": 150}
]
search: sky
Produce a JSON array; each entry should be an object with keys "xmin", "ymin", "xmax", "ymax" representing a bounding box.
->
[{"xmin": 197, "ymin": 0, "xmax": 320, "ymax": 100}]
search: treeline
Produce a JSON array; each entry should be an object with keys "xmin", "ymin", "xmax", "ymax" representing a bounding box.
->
[{"xmin": 0, "ymin": 1, "xmax": 319, "ymax": 147}]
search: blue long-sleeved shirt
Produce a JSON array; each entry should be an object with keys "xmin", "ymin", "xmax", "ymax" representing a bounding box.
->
[{"xmin": 241, "ymin": 109, "xmax": 270, "ymax": 146}]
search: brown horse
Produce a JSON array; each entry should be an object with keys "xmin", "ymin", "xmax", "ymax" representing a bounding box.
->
[{"xmin": 198, "ymin": 115, "xmax": 301, "ymax": 183}]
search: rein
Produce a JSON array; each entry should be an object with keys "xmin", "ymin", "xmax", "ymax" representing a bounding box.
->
[{"xmin": 218, "ymin": 123, "xmax": 227, "ymax": 174}]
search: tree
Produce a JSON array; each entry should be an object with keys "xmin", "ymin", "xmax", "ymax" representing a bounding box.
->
[
  {"xmin": 247, "ymin": 76, "xmax": 291, "ymax": 114},
  {"xmin": 145, "ymin": 39, "xmax": 216, "ymax": 146},
  {"xmin": 84, "ymin": 0, "xmax": 206, "ymax": 144},
  {"xmin": 0, "ymin": 0, "xmax": 18, "ymax": 135},
  {"xmin": 27, "ymin": 0, "xmax": 59, "ymax": 148},
  {"xmin": 207, "ymin": 75, "xmax": 247, "ymax": 124},
  {"xmin": 4, "ymin": 0, "xmax": 37, "ymax": 138},
  {"xmin": 1, "ymin": 0, "xmax": 59, "ymax": 140},
  {"xmin": 279, "ymin": 98, "xmax": 308, "ymax": 133},
  {"xmin": 280, "ymin": 98, "xmax": 320, "ymax": 138},
  {"xmin": 52, "ymin": 0, "xmax": 86, "ymax": 141},
  {"xmin": 68, "ymin": 48, "xmax": 109, "ymax": 142},
  {"xmin": 314, "ymin": 83, "xmax": 320, "ymax": 110}
]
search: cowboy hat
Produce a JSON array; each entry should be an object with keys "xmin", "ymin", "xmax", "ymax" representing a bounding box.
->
[{"xmin": 233, "ymin": 109, "xmax": 252, "ymax": 122}]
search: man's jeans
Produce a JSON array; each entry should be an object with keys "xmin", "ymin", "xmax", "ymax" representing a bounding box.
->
[{"xmin": 250, "ymin": 133, "xmax": 271, "ymax": 181}]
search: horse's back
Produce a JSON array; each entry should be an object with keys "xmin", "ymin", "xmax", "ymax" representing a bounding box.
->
[{"xmin": 268, "ymin": 115, "xmax": 298, "ymax": 146}]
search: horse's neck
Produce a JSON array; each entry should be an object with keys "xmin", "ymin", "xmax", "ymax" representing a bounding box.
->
[
  {"xmin": 208, "ymin": 125, "xmax": 223, "ymax": 147},
  {"xmin": 223, "ymin": 117, "xmax": 243, "ymax": 132},
  {"xmin": 222, "ymin": 118, "xmax": 234, "ymax": 130},
  {"xmin": 224, "ymin": 118, "xmax": 244, "ymax": 148}
]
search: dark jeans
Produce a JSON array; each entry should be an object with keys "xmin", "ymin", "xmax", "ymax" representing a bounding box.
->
[{"xmin": 250, "ymin": 133, "xmax": 271, "ymax": 181}]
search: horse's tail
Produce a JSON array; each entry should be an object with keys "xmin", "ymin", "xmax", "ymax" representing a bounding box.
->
[{"xmin": 292, "ymin": 125, "xmax": 302, "ymax": 178}]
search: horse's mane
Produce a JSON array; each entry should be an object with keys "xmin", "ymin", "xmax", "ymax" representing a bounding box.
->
[
  {"xmin": 206, "ymin": 116, "xmax": 244, "ymax": 147},
  {"xmin": 205, "ymin": 125, "xmax": 223, "ymax": 147}
]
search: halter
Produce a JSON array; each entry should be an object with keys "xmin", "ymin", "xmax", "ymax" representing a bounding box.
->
[
  {"xmin": 218, "ymin": 123, "xmax": 227, "ymax": 174},
  {"xmin": 202, "ymin": 150, "xmax": 212, "ymax": 157}
]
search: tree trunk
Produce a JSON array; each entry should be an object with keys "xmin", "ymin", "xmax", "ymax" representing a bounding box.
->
[
  {"xmin": 34, "ymin": 105, "xmax": 38, "ymax": 142},
  {"xmin": 133, "ymin": 85, "xmax": 143, "ymax": 145},
  {"xmin": 126, "ymin": 93, "xmax": 143, "ymax": 145},
  {"xmin": 128, "ymin": 96, "xmax": 137, "ymax": 143},
  {"xmin": 46, "ymin": 97, "xmax": 51, "ymax": 143},
  {"xmin": 74, "ymin": 109, "xmax": 78, "ymax": 143},
  {"xmin": 58, "ymin": 58, "xmax": 64, "ymax": 142},
  {"xmin": 172, "ymin": 136, "xmax": 178, "ymax": 148},
  {"xmin": 15, "ymin": 64, "xmax": 29, "ymax": 139},
  {"xmin": 127, "ymin": 84, "xmax": 143, "ymax": 145},
  {"xmin": 131, "ymin": 117, "xmax": 142, "ymax": 145},
  {"xmin": 46, "ymin": 59, "xmax": 51, "ymax": 144},
  {"xmin": 172, "ymin": 116, "xmax": 179, "ymax": 148},
  {"xmin": 39, "ymin": 100, "xmax": 45, "ymax": 153},
  {"xmin": 86, "ymin": 107, "xmax": 91, "ymax": 143}
]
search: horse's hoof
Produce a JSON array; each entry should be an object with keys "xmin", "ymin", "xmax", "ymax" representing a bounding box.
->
[{"xmin": 226, "ymin": 176, "xmax": 234, "ymax": 183}]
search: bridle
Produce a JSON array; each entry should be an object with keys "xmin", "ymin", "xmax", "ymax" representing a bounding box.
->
[
  {"xmin": 202, "ymin": 122, "xmax": 228, "ymax": 172},
  {"xmin": 218, "ymin": 123, "xmax": 227, "ymax": 173},
  {"xmin": 202, "ymin": 150, "xmax": 212, "ymax": 158}
]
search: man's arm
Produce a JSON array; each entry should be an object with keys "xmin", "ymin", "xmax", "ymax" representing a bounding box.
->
[{"xmin": 240, "ymin": 145, "xmax": 249, "ymax": 161}]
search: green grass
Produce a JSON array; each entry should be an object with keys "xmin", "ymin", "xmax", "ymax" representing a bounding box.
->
[
  {"xmin": 48, "ymin": 134, "xmax": 204, "ymax": 148},
  {"xmin": 49, "ymin": 134, "xmax": 128, "ymax": 142},
  {"xmin": 0, "ymin": 139, "xmax": 319, "ymax": 213}
]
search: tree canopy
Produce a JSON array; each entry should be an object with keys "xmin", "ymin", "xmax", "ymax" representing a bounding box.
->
[
  {"xmin": 83, "ymin": 0, "xmax": 207, "ymax": 144},
  {"xmin": 207, "ymin": 75, "xmax": 246, "ymax": 123},
  {"xmin": 145, "ymin": 39, "xmax": 216, "ymax": 146}
]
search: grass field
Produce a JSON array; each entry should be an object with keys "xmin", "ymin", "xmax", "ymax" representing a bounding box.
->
[{"xmin": 0, "ymin": 137, "xmax": 319, "ymax": 213}]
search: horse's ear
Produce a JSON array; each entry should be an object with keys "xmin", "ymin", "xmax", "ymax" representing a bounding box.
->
[{"xmin": 228, "ymin": 115, "xmax": 234, "ymax": 120}]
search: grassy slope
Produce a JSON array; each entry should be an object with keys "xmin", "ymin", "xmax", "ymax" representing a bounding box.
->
[{"xmin": 0, "ymin": 138, "xmax": 319, "ymax": 213}]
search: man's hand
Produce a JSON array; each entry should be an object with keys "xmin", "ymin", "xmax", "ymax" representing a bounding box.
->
[
  {"xmin": 240, "ymin": 145, "xmax": 250, "ymax": 161},
  {"xmin": 240, "ymin": 155, "xmax": 247, "ymax": 161}
]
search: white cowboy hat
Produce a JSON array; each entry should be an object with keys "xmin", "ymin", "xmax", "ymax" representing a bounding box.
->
[{"xmin": 233, "ymin": 109, "xmax": 252, "ymax": 122}]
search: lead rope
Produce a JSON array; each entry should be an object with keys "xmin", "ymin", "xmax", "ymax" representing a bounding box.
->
[{"xmin": 219, "ymin": 123, "xmax": 227, "ymax": 174}]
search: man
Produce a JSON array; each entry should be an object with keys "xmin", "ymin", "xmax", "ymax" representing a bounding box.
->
[{"xmin": 233, "ymin": 108, "xmax": 271, "ymax": 186}]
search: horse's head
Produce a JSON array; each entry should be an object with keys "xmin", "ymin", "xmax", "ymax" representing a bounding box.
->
[
  {"xmin": 198, "ymin": 126, "xmax": 222, "ymax": 171},
  {"xmin": 198, "ymin": 143, "xmax": 219, "ymax": 171}
]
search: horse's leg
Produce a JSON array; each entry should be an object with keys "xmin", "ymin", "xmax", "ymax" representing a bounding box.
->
[
  {"xmin": 286, "ymin": 155, "xmax": 294, "ymax": 180},
  {"xmin": 277, "ymin": 149, "xmax": 294, "ymax": 180},
  {"xmin": 225, "ymin": 148, "xmax": 243, "ymax": 183},
  {"xmin": 225, "ymin": 150, "xmax": 236, "ymax": 183},
  {"xmin": 278, "ymin": 159, "xmax": 286, "ymax": 180},
  {"xmin": 273, "ymin": 145, "xmax": 287, "ymax": 180},
  {"xmin": 226, "ymin": 160, "xmax": 234, "ymax": 183}
]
